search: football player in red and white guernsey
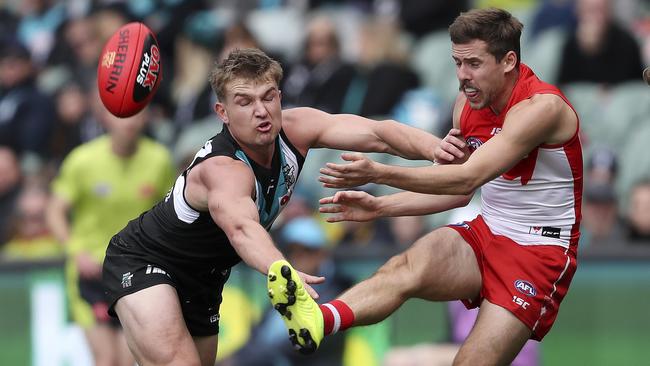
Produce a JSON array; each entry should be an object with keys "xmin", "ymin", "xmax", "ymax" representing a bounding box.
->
[{"xmin": 315, "ymin": 8, "xmax": 581, "ymax": 366}]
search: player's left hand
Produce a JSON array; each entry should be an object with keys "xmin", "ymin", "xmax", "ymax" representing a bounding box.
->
[
  {"xmin": 434, "ymin": 128, "xmax": 470, "ymax": 164},
  {"xmin": 297, "ymin": 271, "xmax": 326, "ymax": 300},
  {"xmin": 319, "ymin": 190, "xmax": 379, "ymax": 222},
  {"xmin": 319, "ymin": 152, "xmax": 379, "ymax": 188}
]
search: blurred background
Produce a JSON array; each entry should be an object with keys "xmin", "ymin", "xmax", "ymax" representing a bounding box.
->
[{"xmin": 0, "ymin": 0, "xmax": 649, "ymax": 365}]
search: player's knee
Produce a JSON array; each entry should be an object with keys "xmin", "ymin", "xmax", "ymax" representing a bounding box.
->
[
  {"xmin": 377, "ymin": 253, "xmax": 420, "ymax": 295},
  {"xmin": 378, "ymin": 253, "xmax": 407, "ymax": 274},
  {"xmin": 146, "ymin": 345, "xmax": 201, "ymax": 366}
]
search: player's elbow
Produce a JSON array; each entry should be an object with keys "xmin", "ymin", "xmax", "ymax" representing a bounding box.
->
[
  {"xmin": 453, "ymin": 167, "xmax": 481, "ymax": 195},
  {"xmin": 227, "ymin": 224, "xmax": 248, "ymax": 245},
  {"xmin": 373, "ymin": 120, "xmax": 402, "ymax": 153},
  {"xmin": 455, "ymin": 184, "xmax": 475, "ymax": 196},
  {"xmin": 221, "ymin": 218, "xmax": 250, "ymax": 248},
  {"xmin": 456, "ymin": 193, "xmax": 474, "ymax": 207}
]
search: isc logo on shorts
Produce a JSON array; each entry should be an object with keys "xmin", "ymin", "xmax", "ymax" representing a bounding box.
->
[{"xmin": 514, "ymin": 279, "xmax": 537, "ymax": 297}]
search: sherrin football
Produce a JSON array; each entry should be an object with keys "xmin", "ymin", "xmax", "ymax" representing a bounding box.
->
[{"xmin": 97, "ymin": 22, "xmax": 162, "ymax": 118}]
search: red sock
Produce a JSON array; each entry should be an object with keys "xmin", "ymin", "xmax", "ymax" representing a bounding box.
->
[{"xmin": 319, "ymin": 299, "xmax": 355, "ymax": 335}]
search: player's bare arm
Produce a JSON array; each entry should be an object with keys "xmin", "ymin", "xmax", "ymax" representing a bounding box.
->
[
  {"xmin": 281, "ymin": 107, "xmax": 441, "ymax": 161},
  {"xmin": 319, "ymin": 93, "xmax": 474, "ymax": 222},
  {"xmin": 319, "ymin": 190, "xmax": 472, "ymax": 222},
  {"xmin": 188, "ymin": 157, "xmax": 282, "ymax": 273},
  {"xmin": 46, "ymin": 195, "xmax": 72, "ymax": 245},
  {"xmin": 46, "ymin": 194, "xmax": 102, "ymax": 278},
  {"xmin": 189, "ymin": 157, "xmax": 324, "ymax": 296},
  {"xmin": 320, "ymin": 93, "xmax": 577, "ymax": 195},
  {"xmin": 317, "ymin": 93, "xmax": 467, "ymax": 187}
]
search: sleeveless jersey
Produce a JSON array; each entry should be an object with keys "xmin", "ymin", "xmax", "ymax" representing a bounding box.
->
[
  {"xmin": 117, "ymin": 126, "xmax": 305, "ymax": 268},
  {"xmin": 460, "ymin": 64, "xmax": 582, "ymax": 250}
]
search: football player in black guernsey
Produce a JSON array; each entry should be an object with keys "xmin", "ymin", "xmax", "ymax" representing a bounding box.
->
[{"xmin": 103, "ymin": 48, "xmax": 442, "ymax": 366}]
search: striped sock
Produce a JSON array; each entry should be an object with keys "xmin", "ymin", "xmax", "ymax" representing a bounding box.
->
[{"xmin": 319, "ymin": 299, "xmax": 355, "ymax": 335}]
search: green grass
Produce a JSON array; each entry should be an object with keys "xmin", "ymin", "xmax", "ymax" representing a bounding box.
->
[{"xmin": 542, "ymin": 262, "xmax": 650, "ymax": 365}]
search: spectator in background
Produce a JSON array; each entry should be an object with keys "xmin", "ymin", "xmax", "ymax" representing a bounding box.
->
[
  {"xmin": 15, "ymin": 0, "xmax": 67, "ymax": 65},
  {"xmin": 0, "ymin": 147, "xmax": 22, "ymax": 246},
  {"xmin": 48, "ymin": 80, "xmax": 90, "ymax": 168},
  {"xmin": 282, "ymin": 15, "xmax": 356, "ymax": 113},
  {"xmin": 47, "ymin": 15, "xmax": 103, "ymax": 89},
  {"xmin": 169, "ymin": 14, "xmax": 219, "ymax": 137},
  {"xmin": 557, "ymin": 0, "xmax": 644, "ymax": 86},
  {"xmin": 625, "ymin": 179, "xmax": 650, "ymax": 242},
  {"xmin": 0, "ymin": 5, "xmax": 18, "ymax": 38},
  {"xmin": 347, "ymin": 16, "xmax": 420, "ymax": 118},
  {"xmin": 529, "ymin": 0, "xmax": 576, "ymax": 40},
  {"xmin": 221, "ymin": 217, "xmax": 350, "ymax": 366},
  {"xmin": 398, "ymin": 0, "xmax": 469, "ymax": 38},
  {"xmin": 0, "ymin": 39, "xmax": 54, "ymax": 161},
  {"xmin": 45, "ymin": 107, "xmax": 176, "ymax": 366},
  {"xmin": 127, "ymin": 0, "xmax": 209, "ymax": 87},
  {"xmin": 581, "ymin": 147, "xmax": 625, "ymax": 248},
  {"xmin": 219, "ymin": 21, "xmax": 259, "ymax": 60},
  {"xmin": 1, "ymin": 185, "xmax": 62, "ymax": 260}
]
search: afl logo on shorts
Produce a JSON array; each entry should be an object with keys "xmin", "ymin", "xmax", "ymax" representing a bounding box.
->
[
  {"xmin": 514, "ymin": 280, "xmax": 537, "ymax": 297},
  {"xmin": 466, "ymin": 137, "xmax": 483, "ymax": 152}
]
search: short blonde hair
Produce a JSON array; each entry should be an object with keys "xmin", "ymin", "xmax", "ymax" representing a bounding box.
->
[{"xmin": 209, "ymin": 48, "xmax": 283, "ymax": 101}]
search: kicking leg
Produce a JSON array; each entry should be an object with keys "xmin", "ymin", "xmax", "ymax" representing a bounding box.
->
[
  {"xmin": 267, "ymin": 227, "xmax": 481, "ymax": 353},
  {"xmin": 453, "ymin": 299, "xmax": 531, "ymax": 366},
  {"xmin": 340, "ymin": 227, "xmax": 481, "ymax": 325}
]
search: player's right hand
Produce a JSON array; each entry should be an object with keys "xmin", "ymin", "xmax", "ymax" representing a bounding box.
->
[
  {"xmin": 434, "ymin": 128, "xmax": 470, "ymax": 164},
  {"xmin": 319, "ymin": 190, "xmax": 379, "ymax": 222},
  {"xmin": 319, "ymin": 152, "xmax": 376, "ymax": 189},
  {"xmin": 296, "ymin": 270, "xmax": 325, "ymax": 300}
]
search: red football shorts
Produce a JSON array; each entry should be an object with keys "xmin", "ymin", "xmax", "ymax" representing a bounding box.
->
[{"xmin": 448, "ymin": 215, "xmax": 577, "ymax": 341}]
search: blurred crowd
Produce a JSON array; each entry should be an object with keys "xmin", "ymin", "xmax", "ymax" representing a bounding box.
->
[
  {"xmin": 0, "ymin": 0, "xmax": 650, "ymax": 363},
  {"xmin": 1, "ymin": 0, "xmax": 650, "ymax": 266}
]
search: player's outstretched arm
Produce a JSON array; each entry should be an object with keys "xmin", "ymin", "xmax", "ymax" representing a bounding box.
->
[
  {"xmin": 201, "ymin": 158, "xmax": 324, "ymax": 297},
  {"xmin": 319, "ymin": 190, "xmax": 473, "ymax": 222},
  {"xmin": 282, "ymin": 107, "xmax": 442, "ymax": 161},
  {"xmin": 319, "ymin": 94, "xmax": 572, "ymax": 195}
]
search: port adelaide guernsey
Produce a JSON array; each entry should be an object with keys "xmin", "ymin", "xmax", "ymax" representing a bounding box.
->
[{"xmin": 116, "ymin": 126, "xmax": 304, "ymax": 269}]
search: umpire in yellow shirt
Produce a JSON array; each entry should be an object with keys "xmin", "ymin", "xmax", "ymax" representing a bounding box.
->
[{"xmin": 46, "ymin": 106, "xmax": 175, "ymax": 366}]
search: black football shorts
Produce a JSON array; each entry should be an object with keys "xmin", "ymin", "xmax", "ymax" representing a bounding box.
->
[{"xmin": 102, "ymin": 234, "xmax": 231, "ymax": 336}]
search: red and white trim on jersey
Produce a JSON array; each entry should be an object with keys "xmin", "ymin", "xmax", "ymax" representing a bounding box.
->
[
  {"xmin": 460, "ymin": 64, "xmax": 583, "ymax": 252},
  {"xmin": 481, "ymin": 131, "xmax": 582, "ymax": 249}
]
